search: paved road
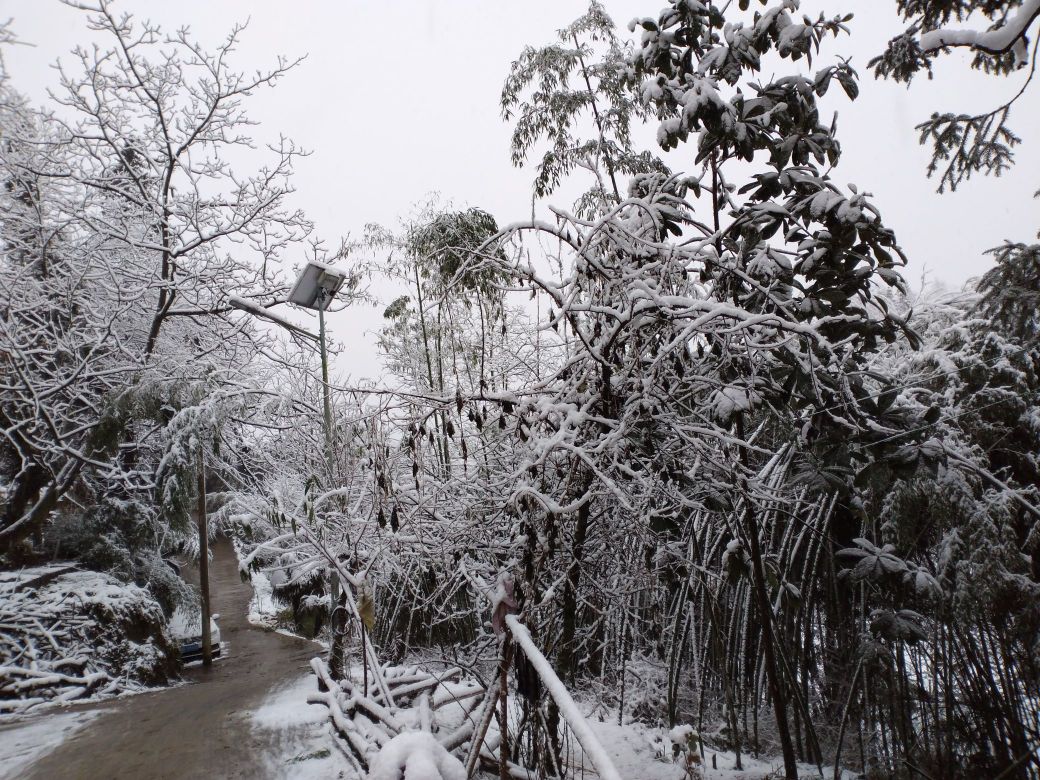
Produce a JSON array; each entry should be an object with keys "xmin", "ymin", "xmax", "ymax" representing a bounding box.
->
[{"xmin": 13, "ymin": 538, "xmax": 320, "ymax": 780}]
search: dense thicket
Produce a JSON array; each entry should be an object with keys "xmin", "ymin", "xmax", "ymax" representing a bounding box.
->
[
  {"xmin": 231, "ymin": 4, "xmax": 1040, "ymax": 780},
  {"xmin": 245, "ymin": 3, "xmax": 1038, "ymax": 779}
]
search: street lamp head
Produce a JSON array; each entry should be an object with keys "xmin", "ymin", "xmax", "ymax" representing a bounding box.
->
[{"xmin": 288, "ymin": 261, "xmax": 348, "ymax": 311}]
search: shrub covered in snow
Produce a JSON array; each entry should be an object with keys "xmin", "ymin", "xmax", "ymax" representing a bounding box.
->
[{"xmin": 0, "ymin": 565, "xmax": 177, "ymax": 713}]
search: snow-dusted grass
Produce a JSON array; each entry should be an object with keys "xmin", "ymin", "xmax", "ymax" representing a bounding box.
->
[{"xmin": 0, "ymin": 708, "xmax": 102, "ymax": 780}]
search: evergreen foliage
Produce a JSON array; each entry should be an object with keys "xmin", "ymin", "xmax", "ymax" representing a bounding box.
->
[{"xmin": 870, "ymin": 0, "xmax": 1040, "ymax": 190}]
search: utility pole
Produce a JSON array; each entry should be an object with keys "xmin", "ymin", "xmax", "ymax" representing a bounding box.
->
[
  {"xmin": 242, "ymin": 262, "xmax": 350, "ymax": 678},
  {"xmin": 197, "ymin": 445, "xmax": 212, "ymax": 666},
  {"xmin": 317, "ymin": 287, "xmax": 335, "ymax": 476},
  {"xmin": 317, "ymin": 286, "xmax": 348, "ymax": 680}
]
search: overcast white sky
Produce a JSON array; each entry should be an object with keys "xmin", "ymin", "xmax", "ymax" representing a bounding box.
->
[{"xmin": 4, "ymin": 0, "xmax": 1038, "ymax": 380}]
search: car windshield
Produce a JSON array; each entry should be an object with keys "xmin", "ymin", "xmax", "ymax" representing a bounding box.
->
[{"xmin": 168, "ymin": 607, "xmax": 203, "ymax": 640}]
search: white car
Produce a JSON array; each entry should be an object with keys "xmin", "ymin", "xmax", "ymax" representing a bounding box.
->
[{"xmin": 169, "ymin": 609, "xmax": 222, "ymax": 662}]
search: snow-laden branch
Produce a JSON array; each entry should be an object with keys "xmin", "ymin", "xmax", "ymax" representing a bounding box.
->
[{"xmin": 920, "ymin": 0, "xmax": 1040, "ymax": 56}]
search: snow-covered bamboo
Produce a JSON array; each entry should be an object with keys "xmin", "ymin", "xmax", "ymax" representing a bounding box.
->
[{"xmin": 504, "ymin": 615, "xmax": 622, "ymax": 780}]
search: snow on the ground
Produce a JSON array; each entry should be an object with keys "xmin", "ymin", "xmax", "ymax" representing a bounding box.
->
[
  {"xmin": 584, "ymin": 712, "xmax": 838, "ymax": 779},
  {"xmin": 0, "ymin": 708, "xmax": 102, "ymax": 780},
  {"xmin": 250, "ymin": 673, "xmax": 347, "ymax": 779},
  {"xmin": 586, "ymin": 716, "xmax": 763, "ymax": 779},
  {"xmin": 232, "ymin": 538, "xmax": 283, "ymax": 630},
  {"xmin": 247, "ymin": 568, "xmax": 280, "ymax": 628},
  {"xmin": 288, "ymin": 651, "xmax": 837, "ymax": 780}
]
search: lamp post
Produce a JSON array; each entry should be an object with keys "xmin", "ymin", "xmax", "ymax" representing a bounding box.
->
[
  {"xmin": 284, "ymin": 262, "xmax": 350, "ymax": 678},
  {"xmin": 231, "ymin": 261, "xmax": 349, "ymax": 676},
  {"xmin": 229, "ymin": 261, "xmax": 346, "ymax": 473},
  {"xmin": 286, "ymin": 261, "xmax": 348, "ymax": 477}
]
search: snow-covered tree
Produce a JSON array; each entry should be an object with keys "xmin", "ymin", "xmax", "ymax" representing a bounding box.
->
[
  {"xmin": 838, "ymin": 288, "xmax": 1040, "ymax": 777},
  {"xmin": 457, "ymin": 2, "xmax": 918, "ymax": 776},
  {"xmin": 0, "ymin": 4, "xmax": 335, "ymax": 640}
]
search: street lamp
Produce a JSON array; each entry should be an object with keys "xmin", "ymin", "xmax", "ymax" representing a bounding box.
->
[
  {"xmin": 229, "ymin": 261, "xmax": 346, "ymax": 472},
  {"xmin": 287, "ymin": 262, "xmax": 347, "ymax": 473},
  {"xmin": 217, "ymin": 263, "xmax": 346, "ymax": 669},
  {"xmin": 285, "ymin": 262, "xmax": 351, "ymax": 679}
]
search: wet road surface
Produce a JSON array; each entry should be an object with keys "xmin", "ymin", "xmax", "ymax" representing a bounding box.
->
[{"xmin": 8, "ymin": 537, "xmax": 319, "ymax": 780}]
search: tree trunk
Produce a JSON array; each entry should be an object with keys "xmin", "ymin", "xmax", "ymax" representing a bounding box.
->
[{"xmin": 498, "ymin": 636, "xmax": 513, "ymax": 780}]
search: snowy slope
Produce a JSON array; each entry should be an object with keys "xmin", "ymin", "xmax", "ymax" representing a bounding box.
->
[{"xmin": 0, "ymin": 566, "xmax": 176, "ymax": 714}]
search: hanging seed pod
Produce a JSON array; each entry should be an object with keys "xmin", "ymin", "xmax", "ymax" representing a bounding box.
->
[
  {"xmin": 456, "ymin": 390, "xmax": 464, "ymax": 415},
  {"xmin": 377, "ymin": 508, "xmax": 386, "ymax": 529},
  {"xmin": 498, "ymin": 414, "xmax": 506, "ymax": 430},
  {"xmin": 444, "ymin": 419, "xmax": 455, "ymax": 437},
  {"xmin": 461, "ymin": 438, "xmax": 468, "ymax": 460},
  {"xmin": 412, "ymin": 460, "xmax": 419, "ymax": 479},
  {"xmin": 502, "ymin": 400, "xmax": 514, "ymax": 414},
  {"xmin": 390, "ymin": 506, "xmax": 399, "ymax": 532}
]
